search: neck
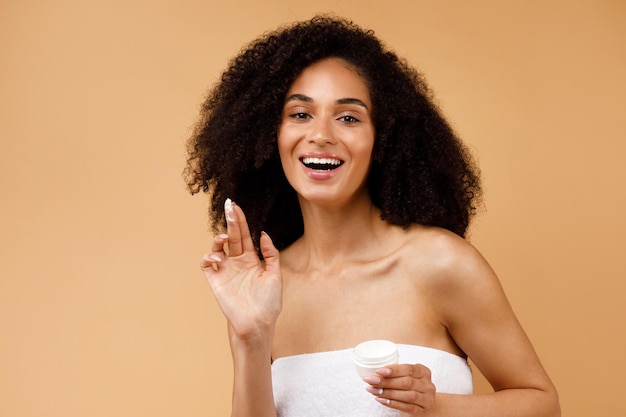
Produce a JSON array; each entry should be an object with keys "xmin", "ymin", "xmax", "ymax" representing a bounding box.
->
[{"xmin": 293, "ymin": 194, "xmax": 392, "ymax": 266}]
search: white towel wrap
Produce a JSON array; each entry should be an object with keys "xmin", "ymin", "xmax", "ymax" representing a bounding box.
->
[{"xmin": 272, "ymin": 344, "xmax": 473, "ymax": 417}]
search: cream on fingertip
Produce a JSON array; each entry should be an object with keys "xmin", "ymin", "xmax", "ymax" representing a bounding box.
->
[{"xmin": 224, "ymin": 198, "xmax": 235, "ymax": 223}]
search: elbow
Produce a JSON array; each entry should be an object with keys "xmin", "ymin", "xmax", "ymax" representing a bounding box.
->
[
  {"xmin": 551, "ymin": 397, "xmax": 561, "ymax": 417},
  {"xmin": 544, "ymin": 384, "xmax": 561, "ymax": 417}
]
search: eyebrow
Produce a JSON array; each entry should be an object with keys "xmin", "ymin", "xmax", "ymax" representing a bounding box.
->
[{"xmin": 285, "ymin": 94, "xmax": 369, "ymax": 110}]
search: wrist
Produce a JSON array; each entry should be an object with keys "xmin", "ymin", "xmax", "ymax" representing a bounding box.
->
[{"xmin": 228, "ymin": 323, "xmax": 275, "ymax": 353}]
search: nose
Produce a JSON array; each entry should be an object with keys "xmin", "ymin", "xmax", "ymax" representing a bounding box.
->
[{"xmin": 308, "ymin": 118, "xmax": 336, "ymax": 145}]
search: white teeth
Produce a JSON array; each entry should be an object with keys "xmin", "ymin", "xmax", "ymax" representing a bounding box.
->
[{"xmin": 302, "ymin": 157, "xmax": 342, "ymax": 165}]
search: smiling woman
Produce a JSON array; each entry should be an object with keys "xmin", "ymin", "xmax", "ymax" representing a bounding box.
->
[{"xmin": 184, "ymin": 15, "xmax": 560, "ymax": 417}]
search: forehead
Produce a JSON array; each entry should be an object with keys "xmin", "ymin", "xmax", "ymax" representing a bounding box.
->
[{"xmin": 286, "ymin": 57, "xmax": 371, "ymax": 103}]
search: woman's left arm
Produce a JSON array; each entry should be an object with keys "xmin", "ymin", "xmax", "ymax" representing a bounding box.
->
[{"xmin": 367, "ymin": 237, "xmax": 561, "ymax": 417}]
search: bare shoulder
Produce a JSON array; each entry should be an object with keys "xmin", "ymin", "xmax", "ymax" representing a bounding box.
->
[
  {"xmin": 401, "ymin": 226, "xmax": 508, "ymax": 324},
  {"xmin": 401, "ymin": 226, "xmax": 494, "ymax": 286}
]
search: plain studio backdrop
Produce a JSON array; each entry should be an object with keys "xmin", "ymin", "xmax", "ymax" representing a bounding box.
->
[{"xmin": 1, "ymin": 1, "xmax": 624, "ymax": 416}]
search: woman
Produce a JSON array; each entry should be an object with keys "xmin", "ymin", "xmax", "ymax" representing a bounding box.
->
[{"xmin": 185, "ymin": 16, "xmax": 560, "ymax": 417}]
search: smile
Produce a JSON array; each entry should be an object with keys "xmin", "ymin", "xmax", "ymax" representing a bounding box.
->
[{"xmin": 300, "ymin": 156, "xmax": 344, "ymax": 171}]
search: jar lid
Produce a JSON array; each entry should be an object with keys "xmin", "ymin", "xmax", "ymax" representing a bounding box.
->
[{"xmin": 353, "ymin": 340, "xmax": 398, "ymax": 365}]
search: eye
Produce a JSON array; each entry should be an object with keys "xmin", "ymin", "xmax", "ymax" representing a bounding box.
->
[
  {"xmin": 284, "ymin": 105, "xmax": 312, "ymax": 121},
  {"xmin": 290, "ymin": 112, "xmax": 311, "ymax": 120},
  {"xmin": 338, "ymin": 114, "xmax": 361, "ymax": 124}
]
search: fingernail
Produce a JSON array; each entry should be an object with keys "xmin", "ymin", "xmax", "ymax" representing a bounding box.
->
[
  {"xmin": 375, "ymin": 398, "xmax": 391, "ymax": 405},
  {"xmin": 363, "ymin": 376, "xmax": 381, "ymax": 384},
  {"xmin": 376, "ymin": 368, "xmax": 392, "ymax": 376},
  {"xmin": 209, "ymin": 254, "xmax": 222, "ymax": 262},
  {"xmin": 217, "ymin": 233, "xmax": 228, "ymax": 240},
  {"xmin": 365, "ymin": 386, "xmax": 384, "ymax": 395}
]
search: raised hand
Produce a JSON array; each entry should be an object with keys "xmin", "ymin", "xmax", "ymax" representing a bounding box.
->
[
  {"xmin": 363, "ymin": 364, "xmax": 436, "ymax": 416},
  {"xmin": 201, "ymin": 199, "xmax": 283, "ymax": 340}
]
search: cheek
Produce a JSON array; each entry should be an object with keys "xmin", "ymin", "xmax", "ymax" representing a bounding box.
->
[{"xmin": 353, "ymin": 133, "xmax": 376, "ymax": 161}]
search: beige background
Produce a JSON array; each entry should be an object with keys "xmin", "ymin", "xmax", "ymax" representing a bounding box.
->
[{"xmin": 1, "ymin": 1, "xmax": 624, "ymax": 416}]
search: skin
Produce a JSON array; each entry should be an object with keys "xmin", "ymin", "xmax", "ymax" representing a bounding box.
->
[{"xmin": 202, "ymin": 58, "xmax": 560, "ymax": 417}]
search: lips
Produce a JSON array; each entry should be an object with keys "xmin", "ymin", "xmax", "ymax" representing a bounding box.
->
[{"xmin": 300, "ymin": 156, "xmax": 344, "ymax": 171}]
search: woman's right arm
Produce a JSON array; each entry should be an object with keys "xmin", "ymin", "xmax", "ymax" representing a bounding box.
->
[
  {"xmin": 201, "ymin": 200, "xmax": 282, "ymax": 417},
  {"xmin": 227, "ymin": 324, "xmax": 277, "ymax": 417}
]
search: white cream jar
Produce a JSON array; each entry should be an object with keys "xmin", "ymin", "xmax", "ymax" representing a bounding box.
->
[{"xmin": 353, "ymin": 339, "xmax": 399, "ymax": 378}]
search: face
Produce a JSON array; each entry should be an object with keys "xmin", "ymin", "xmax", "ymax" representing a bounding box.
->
[{"xmin": 277, "ymin": 57, "xmax": 376, "ymax": 207}]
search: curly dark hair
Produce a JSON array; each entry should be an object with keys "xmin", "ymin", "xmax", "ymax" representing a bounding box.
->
[{"xmin": 185, "ymin": 15, "xmax": 481, "ymax": 252}]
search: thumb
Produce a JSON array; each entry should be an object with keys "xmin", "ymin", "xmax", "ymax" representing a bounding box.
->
[{"xmin": 260, "ymin": 231, "xmax": 280, "ymax": 273}]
